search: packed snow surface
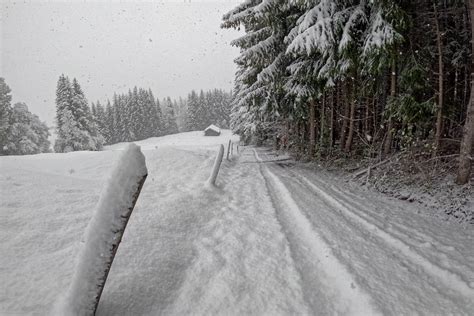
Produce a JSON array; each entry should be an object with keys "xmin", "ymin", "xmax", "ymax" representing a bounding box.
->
[{"xmin": 1, "ymin": 130, "xmax": 473, "ymax": 315}]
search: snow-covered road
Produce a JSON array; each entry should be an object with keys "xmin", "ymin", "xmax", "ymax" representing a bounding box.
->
[
  {"xmin": 1, "ymin": 132, "xmax": 473, "ymax": 315},
  {"xmin": 252, "ymin": 148, "xmax": 474, "ymax": 315}
]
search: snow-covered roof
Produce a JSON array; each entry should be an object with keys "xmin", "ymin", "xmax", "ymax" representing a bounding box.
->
[{"xmin": 204, "ymin": 124, "xmax": 221, "ymax": 133}]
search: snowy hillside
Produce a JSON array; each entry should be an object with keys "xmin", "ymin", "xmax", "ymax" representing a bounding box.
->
[{"xmin": 1, "ymin": 130, "xmax": 473, "ymax": 315}]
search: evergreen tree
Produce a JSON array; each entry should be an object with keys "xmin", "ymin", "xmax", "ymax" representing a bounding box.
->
[
  {"xmin": 162, "ymin": 97, "xmax": 179, "ymax": 134},
  {"xmin": 0, "ymin": 78, "xmax": 13, "ymax": 155},
  {"xmin": 223, "ymin": 0, "xmax": 294, "ymax": 142},
  {"xmin": 54, "ymin": 75, "xmax": 103, "ymax": 152},
  {"xmin": 94, "ymin": 101, "xmax": 107, "ymax": 142},
  {"xmin": 155, "ymin": 97, "xmax": 164, "ymax": 136},
  {"xmin": 197, "ymin": 90, "xmax": 207, "ymax": 129},
  {"xmin": 175, "ymin": 97, "xmax": 188, "ymax": 132},
  {"xmin": 185, "ymin": 90, "xmax": 200, "ymax": 131},
  {"xmin": 5, "ymin": 103, "xmax": 50, "ymax": 155},
  {"xmin": 112, "ymin": 93, "xmax": 122, "ymax": 143},
  {"xmin": 104, "ymin": 100, "xmax": 114, "ymax": 144}
]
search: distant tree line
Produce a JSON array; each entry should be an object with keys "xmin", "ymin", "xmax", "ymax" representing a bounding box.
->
[
  {"xmin": 185, "ymin": 89, "xmax": 232, "ymax": 131},
  {"xmin": 223, "ymin": 0, "xmax": 473, "ymax": 184},
  {"xmin": 91, "ymin": 88, "xmax": 232, "ymax": 144},
  {"xmin": 0, "ymin": 78, "xmax": 50, "ymax": 155},
  {"xmin": 90, "ymin": 89, "xmax": 178, "ymax": 145},
  {"xmin": 1, "ymin": 74, "xmax": 233, "ymax": 155},
  {"xmin": 56, "ymin": 76, "xmax": 232, "ymax": 150}
]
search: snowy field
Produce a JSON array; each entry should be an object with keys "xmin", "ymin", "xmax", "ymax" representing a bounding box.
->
[{"xmin": 1, "ymin": 130, "xmax": 474, "ymax": 315}]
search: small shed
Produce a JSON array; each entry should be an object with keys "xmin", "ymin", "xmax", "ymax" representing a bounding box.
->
[{"xmin": 204, "ymin": 124, "xmax": 221, "ymax": 136}]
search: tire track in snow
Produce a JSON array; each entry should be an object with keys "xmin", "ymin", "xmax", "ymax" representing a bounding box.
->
[
  {"xmin": 297, "ymin": 171, "xmax": 460, "ymax": 250},
  {"xmin": 291, "ymin": 172, "xmax": 474, "ymax": 298},
  {"xmin": 254, "ymin": 149, "xmax": 379, "ymax": 315},
  {"xmin": 266, "ymin": 162, "xmax": 473, "ymax": 314},
  {"xmin": 291, "ymin": 170, "xmax": 474, "ymax": 282}
]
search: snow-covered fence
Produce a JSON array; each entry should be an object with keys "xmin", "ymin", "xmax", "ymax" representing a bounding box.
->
[
  {"xmin": 57, "ymin": 143, "xmax": 147, "ymax": 315},
  {"xmin": 207, "ymin": 144, "xmax": 224, "ymax": 186}
]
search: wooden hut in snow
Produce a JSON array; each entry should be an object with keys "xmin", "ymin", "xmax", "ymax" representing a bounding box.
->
[{"xmin": 204, "ymin": 124, "xmax": 221, "ymax": 136}]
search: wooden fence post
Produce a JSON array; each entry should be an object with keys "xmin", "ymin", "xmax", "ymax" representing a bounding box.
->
[
  {"xmin": 207, "ymin": 144, "xmax": 224, "ymax": 186},
  {"xmin": 226, "ymin": 140, "xmax": 232, "ymax": 161},
  {"xmin": 59, "ymin": 143, "xmax": 147, "ymax": 315}
]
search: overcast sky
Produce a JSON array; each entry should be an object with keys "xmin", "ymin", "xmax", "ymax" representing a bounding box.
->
[{"xmin": 1, "ymin": 0, "xmax": 242, "ymax": 125}]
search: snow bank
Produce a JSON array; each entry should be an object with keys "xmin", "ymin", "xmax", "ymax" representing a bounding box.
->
[{"xmin": 55, "ymin": 143, "xmax": 147, "ymax": 315}]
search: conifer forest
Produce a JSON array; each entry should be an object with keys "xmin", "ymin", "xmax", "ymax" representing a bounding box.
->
[{"xmin": 223, "ymin": 0, "xmax": 474, "ymax": 185}]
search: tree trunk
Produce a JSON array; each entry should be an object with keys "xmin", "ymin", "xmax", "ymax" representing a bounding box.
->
[
  {"xmin": 373, "ymin": 91, "xmax": 378, "ymax": 144},
  {"xmin": 330, "ymin": 88, "xmax": 335, "ymax": 149},
  {"xmin": 345, "ymin": 80, "xmax": 356, "ymax": 153},
  {"xmin": 434, "ymin": 2, "xmax": 445, "ymax": 156},
  {"xmin": 456, "ymin": 2, "xmax": 474, "ymax": 184},
  {"xmin": 364, "ymin": 96, "xmax": 370, "ymax": 137},
  {"xmin": 340, "ymin": 82, "xmax": 350, "ymax": 150},
  {"xmin": 309, "ymin": 99, "xmax": 316, "ymax": 157},
  {"xmin": 320, "ymin": 93, "xmax": 326, "ymax": 149},
  {"xmin": 384, "ymin": 61, "xmax": 397, "ymax": 156}
]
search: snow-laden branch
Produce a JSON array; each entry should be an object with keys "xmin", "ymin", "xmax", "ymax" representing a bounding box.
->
[{"xmin": 287, "ymin": 0, "xmax": 337, "ymax": 56}]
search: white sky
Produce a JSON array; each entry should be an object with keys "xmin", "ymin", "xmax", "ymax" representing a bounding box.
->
[{"xmin": 0, "ymin": 0, "xmax": 242, "ymax": 125}]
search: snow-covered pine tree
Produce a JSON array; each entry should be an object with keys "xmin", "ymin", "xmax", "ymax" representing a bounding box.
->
[
  {"xmin": 142, "ymin": 88, "xmax": 156, "ymax": 139},
  {"xmin": 5, "ymin": 103, "xmax": 50, "ymax": 155},
  {"xmin": 104, "ymin": 100, "xmax": 114, "ymax": 144},
  {"xmin": 0, "ymin": 78, "xmax": 13, "ymax": 155},
  {"xmin": 124, "ymin": 88, "xmax": 137, "ymax": 141},
  {"xmin": 162, "ymin": 97, "xmax": 179, "ymax": 135},
  {"xmin": 142, "ymin": 89, "xmax": 158, "ymax": 138},
  {"xmin": 172, "ymin": 99, "xmax": 181, "ymax": 132},
  {"xmin": 172, "ymin": 97, "xmax": 186, "ymax": 132},
  {"xmin": 55, "ymin": 107, "xmax": 82, "ymax": 152},
  {"xmin": 112, "ymin": 93, "xmax": 122, "ymax": 143},
  {"xmin": 223, "ymin": 0, "xmax": 266, "ymax": 140},
  {"xmin": 91, "ymin": 102, "xmax": 97, "ymax": 120},
  {"xmin": 135, "ymin": 88, "xmax": 147, "ymax": 140},
  {"xmin": 71, "ymin": 79, "xmax": 92, "ymax": 134},
  {"xmin": 54, "ymin": 76, "xmax": 103, "ymax": 152},
  {"xmin": 141, "ymin": 89, "xmax": 151, "ymax": 138},
  {"xmin": 155, "ymin": 97, "xmax": 164, "ymax": 136},
  {"xmin": 54, "ymin": 75, "xmax": 72, "ymax": 152},
  {"xmin": 223, "ymin": 0, "xmax": 294, "ymax": 144},
  {"xmin": 197, "ymin": 90, "xmax": 207, "ymax": 130},
  {"xmin": 94, "ymin": 101, "xmax": 107, "ymax": 142},
  {"xmin": 72, "ymin": 78, "xmax": 104, "ymax": 150},
  {"xmin": 185, "ymin": 90, "xmax": 200, "ymax": 131},
  {"xmin": 283, "ymin": 0, "xmax": 406, "ymax": 154},
  {"xmin": 121, "ymin": 91, "xmax": 135, "ymax": 142}
]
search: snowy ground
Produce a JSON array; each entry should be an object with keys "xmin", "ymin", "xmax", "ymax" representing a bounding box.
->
[{"xmin": 1, "ymin": 130, "xmax": 473, "ymax": 315}]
